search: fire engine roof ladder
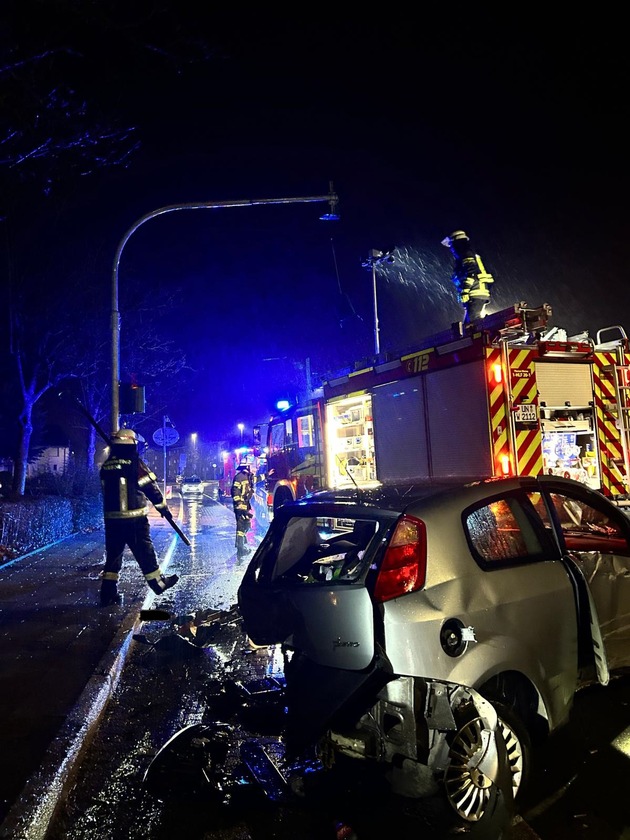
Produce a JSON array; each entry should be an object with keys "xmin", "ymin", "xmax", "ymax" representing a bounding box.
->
[{"xmin": 600, "ymin": 327, "xmax": 630, "ymax": 496}]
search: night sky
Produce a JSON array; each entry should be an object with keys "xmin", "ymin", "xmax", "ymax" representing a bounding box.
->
[{"xmin": 3, "ymin": 4, "xmax": 630, "ymax": 444}]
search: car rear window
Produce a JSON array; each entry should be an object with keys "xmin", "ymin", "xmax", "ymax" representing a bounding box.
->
[
  {"xmin": 271, "ymin": 515, "xmax": 378, "ymax": 583},
  {"xmin": 465, "ymin": 494, "xmax": 545, "ymax": 566}
]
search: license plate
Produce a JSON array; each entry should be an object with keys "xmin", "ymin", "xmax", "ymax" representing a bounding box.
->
[{"xmin": 514, "ymin": 404, "xmax": 538, "ymax": 423}]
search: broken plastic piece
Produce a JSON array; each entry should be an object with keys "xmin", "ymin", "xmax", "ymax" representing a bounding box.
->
[{"xmin": 461, "ymin": 626, "xmax": 477, "ymax": 643}]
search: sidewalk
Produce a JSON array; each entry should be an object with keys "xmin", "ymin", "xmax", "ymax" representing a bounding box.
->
[{"xmin": 0, "ymin": 506, "xmax": 180, "ymax": 837}]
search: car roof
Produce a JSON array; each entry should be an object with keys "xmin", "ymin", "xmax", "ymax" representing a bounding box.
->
[
  {"xmin": 283, "ymin": 479, "xmax": 476, "ymax": 516},
  {"xmin": 283, "ymin": 474, "xmax": 613, "ymax": 516}
]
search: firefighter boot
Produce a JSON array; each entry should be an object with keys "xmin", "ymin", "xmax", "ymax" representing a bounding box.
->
[
  {"xmin": 236, "ymin": 536, "xmax": 251, "ymax": 557},
  {"xmin": 146, "ymin": 571, "xmax": 179, "ymax": 596},
  {"xmin": 100, "ymin": 576, "xmax": 123, "ymax": 608}
]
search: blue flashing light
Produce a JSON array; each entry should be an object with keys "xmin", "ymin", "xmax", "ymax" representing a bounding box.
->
[{"xmin": 276, "ymin": 399, "xmax": 291, "ymax": 412}]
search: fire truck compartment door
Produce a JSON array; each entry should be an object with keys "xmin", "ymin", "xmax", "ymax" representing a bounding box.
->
[
  {"xmin": 372, "ymin": 362, "xmax": 492, "ymax": 482},
  {"xmin": 535, "ymin": 361, "xmax": 593, "ymax": 408},
  {"xmin": 372, "ymin": 376, "xmax": 430, "ymax": 481},
  {"xmin": 426, "ymin": 361, "xmax": 493, "ymax": 478}
]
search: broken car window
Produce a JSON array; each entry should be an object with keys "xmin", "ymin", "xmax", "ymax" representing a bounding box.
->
[
  {"xmin": 549, "ymin": 492, "xmax": 630, "ymax": 556},
  {"xmin": 272, "ymin": 516, "xmax": 377, "ymax": 583}
]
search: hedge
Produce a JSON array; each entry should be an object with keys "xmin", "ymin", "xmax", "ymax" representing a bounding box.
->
[{"xmin": 0, "ymin": 494, "xmax": 103, "ymax": 564}]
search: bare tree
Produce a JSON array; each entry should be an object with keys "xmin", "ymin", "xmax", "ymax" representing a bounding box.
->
[{"xmin": 8, "ymin": 283, "xmax": 81, "ymax": 495}]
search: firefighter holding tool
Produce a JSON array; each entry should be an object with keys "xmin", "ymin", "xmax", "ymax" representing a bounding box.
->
[
  {"xmin": 442, "ymin": 230, "xmax": 495, "ymax": 324},
  {"xmin": 99, "ymin": 428, "xmax": 179, "ymax": 607}
]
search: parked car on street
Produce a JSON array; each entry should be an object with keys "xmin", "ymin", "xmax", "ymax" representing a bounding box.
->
[
  {"xmin": 180, "ymin": 475, "xmax": 204, "ymax": 497},
  {"xmin": 238, "ymin": 475, "xmax": 630, "ymax": 830}
]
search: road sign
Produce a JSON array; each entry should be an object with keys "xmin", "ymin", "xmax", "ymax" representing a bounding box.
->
[{"xmin": 153, "ymin": 427, "xmax": 180, "ymax": 447}]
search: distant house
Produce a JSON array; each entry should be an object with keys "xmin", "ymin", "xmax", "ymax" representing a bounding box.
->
[{"xmin": 27, "ymin": 446, "xmax": 70, "ymax": 477}]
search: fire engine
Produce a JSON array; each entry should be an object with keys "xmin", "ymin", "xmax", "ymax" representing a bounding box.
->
[{"xmin": 265, "ymin": 302, "xmax": 630, "ymax": 513}]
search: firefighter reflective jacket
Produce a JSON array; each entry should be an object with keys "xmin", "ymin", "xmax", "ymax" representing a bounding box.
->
[
  {"xmin": 452, "ymin": 252, "xmax": 495, "ymax": 304},
  {"xmin": 231, "ymin": 469, "xmax": 253, "ymax": 514},
  {"xmin": 100, "ymin": 443, "xmax": 169, "ymax": 520}
]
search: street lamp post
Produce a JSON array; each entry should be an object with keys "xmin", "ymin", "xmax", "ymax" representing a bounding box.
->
[
  {"xmin": 191, "ymin": 433, "xmax": 198, "ymax": 473},
  {"xmin": 110, "ymin": 185, "xmax": 339, "ymax": 434},
  {"xmin": 238, "ymin": 423, "xmax": 244, "ymax": 445},
  {"xmin": 361, "ymin": 248, "xmax": 396, "ymax": 357},
  {"xmin": 370, "ymin": 257, "xmax": 380, "ymax": 356}
]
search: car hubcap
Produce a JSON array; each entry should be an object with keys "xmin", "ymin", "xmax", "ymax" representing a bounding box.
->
[{"xmin": 444, "ymin": 716, "xmax": 493, "ymax": 821}]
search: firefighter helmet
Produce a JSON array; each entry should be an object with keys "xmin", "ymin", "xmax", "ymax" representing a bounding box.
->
[
  {"xmin": 441, "ymin": 230, "xmax": 469, "ymax": 247},
  {"xmin": 112, "ymin": 428, "xmax": 137, "ymax": 445},
  {"xmin": 237, "ymin": 463, "xmax": 250, "ymax": 472}
]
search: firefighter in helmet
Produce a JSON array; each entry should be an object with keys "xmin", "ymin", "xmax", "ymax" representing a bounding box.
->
[
  {"xmin": 231, "ymin": 462, "xmax": 254, "ymax": 557},
  {"xmin": 442, "ymin": 230, "xmax": 495, "ymax": 324},
  {"xmin": 99, "ymin": 428, "xmax": 178, "ymax": 607}
]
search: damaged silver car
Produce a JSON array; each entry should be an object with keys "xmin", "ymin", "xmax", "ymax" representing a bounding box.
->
[{"xmin": 237, "ymin": 475, "xmax": 630, "ymax": 829}]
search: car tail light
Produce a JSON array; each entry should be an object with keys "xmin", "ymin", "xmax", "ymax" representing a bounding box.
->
[{"xmin": 373, "ymin": 515, "xmax": 427, "ymax": 603}]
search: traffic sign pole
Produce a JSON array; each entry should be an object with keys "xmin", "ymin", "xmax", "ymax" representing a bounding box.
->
[{"xmin": 152, "ymin": 418, "xmax": 180, "ymax": 497}]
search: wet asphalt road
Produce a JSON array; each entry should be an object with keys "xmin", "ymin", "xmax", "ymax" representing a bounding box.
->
[{"xmin": 1, "ymin": 490, "xmax": 629, "ymax": 838}]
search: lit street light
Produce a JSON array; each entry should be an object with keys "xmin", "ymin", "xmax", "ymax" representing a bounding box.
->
[
  {"xmin": 361, "ymin": 247, "xmax": 396, "ymax": 356},
  {"xmin": 238, "ymin": 423, "xmax": 244, "ymax": 444},
  {"xmin": 110, "ymin": 185, "xmax": 339, "ymax": 434}
]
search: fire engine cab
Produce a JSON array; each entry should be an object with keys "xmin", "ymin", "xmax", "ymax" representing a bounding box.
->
[{"xmin": 265, "ymin": 302, "xmax": 630, "ymax": 512}]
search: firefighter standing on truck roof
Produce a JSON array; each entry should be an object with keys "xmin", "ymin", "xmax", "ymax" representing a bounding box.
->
[
  {"xmin": 231, "ymin": 462, "xmax": 253, "ymax": 557},
  {"xmin": 442, "ymin": 230, "xmax": 495, "ymax": 324},
  {"xmin": 99, "ymin": 428, "xmax": 178, "ymax": 607}
]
